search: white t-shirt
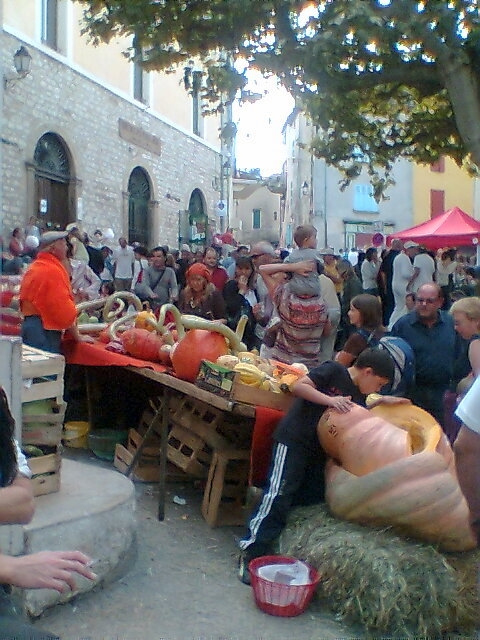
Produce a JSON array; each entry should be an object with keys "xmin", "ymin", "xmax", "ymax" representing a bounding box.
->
[
  {"xmin": 392, "ymin": 252, "xmax": 414, "ymax": 292},
  {"xmin": 412, "ymin": 253, "xmax": 435, "ymax": 292},
  {"xmin": 435, "ymin": 259, "xmax": 457, "ymax": 287},
  {"xmin": 113, "ymin": 246, "xmax": 135, "ymax": 279},
  {"xmin": 455, "ymin": 376, "xmax": 480, "ymax": 434},
  {"xmin": 15, "ymin": 441, "xmax": 32, "ymax": 478},
  {"xmin": 132, "ymin": 258, "xmax": 149, "ymax": 290},
  {"xmin": 361, "ymin": 259, "xmax": 380, "ymax": 290}
]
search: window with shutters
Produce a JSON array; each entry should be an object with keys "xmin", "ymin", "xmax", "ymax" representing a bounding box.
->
[
  {"xmin": 430, "ymin": 157, "xmax": 445, "ymax": 172},
  {"xmin": 253, "ymin": 208, "xmax": 261, "ymax": 229},
  {"xmin": 42, "ymin": 0, "xmax": 58, "ymax": 50},
  {"xmin": 430, "ymin": 189, "xmax": 445, "ymax": 218},
  {"xmin": 353, "ymin": 184, "xmax": 379, "ymax": 213},
  {"xmin": 192, "ymin": 71, "xmax": 204, "ymax": 137},
  {"xmin": 133, "ymin": 37, "xmax": 150, "ymax": 105}
]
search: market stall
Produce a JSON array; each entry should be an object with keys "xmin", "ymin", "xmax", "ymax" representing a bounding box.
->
[
  {"xmin": 62, "ymin": 339, "xmax": 285, "ymax": 525},
  {"xmin": 387, "ymin": 206, "xmax": 480, "ymax": 251}
]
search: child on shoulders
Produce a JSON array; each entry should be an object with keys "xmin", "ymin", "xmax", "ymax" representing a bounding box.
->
[{"xmin": 284, "ymin": 224, "xmax": 322, "ymax": 297}]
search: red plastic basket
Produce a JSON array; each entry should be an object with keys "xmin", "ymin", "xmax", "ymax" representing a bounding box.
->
[{"xmin": 248, "ymin": 555, "xmax": 321, "ymax": 617}]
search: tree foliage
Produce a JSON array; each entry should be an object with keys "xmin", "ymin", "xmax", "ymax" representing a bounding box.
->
[{"xmin": 75, "ymin": 0, "xmax": 480, "ymax": 192}]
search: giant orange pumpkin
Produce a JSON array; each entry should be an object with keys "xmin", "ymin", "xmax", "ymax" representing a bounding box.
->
[
  {"xmin": 121, "ymin": 328, "xmax": 164, "ymax": 362},
  {"xmin": 317, "ymin": 403, "xmax": 477, "ymax": 551},
  {"xmin": 170, "ymin": 329, "xmax": 229, "ymax": 382}
]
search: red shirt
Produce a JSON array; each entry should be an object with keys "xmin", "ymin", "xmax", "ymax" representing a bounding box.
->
[{"xmin": 209, "ymin": 266, "xmax": 229, "ymax": 292}]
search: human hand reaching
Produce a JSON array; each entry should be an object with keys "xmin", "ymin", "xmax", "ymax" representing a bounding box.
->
[
  {"xmin": 2, "ymin": 550, "xmax": 97, "ymax": 593},
  {"xmin": 329, "ymin": 396, "xmax": 354, "ymax": 412}
]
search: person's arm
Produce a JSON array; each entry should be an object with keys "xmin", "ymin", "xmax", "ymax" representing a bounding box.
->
[
  {"xmin": 141, "ymin": 269, "xmax": 155, "ymax": 299},
  {"xmin": 468, "ymin": 339, "xmax": 480, "ymax": 377},
  {"xmin": 291, "ymin": 376, "xmax": 354, "ymax": 413},
  {"xmin": 335, "ymin": 333, "xmax": 367, "ymax": 366},
  {"xmin": 169, "ymin": 269, "xmax": 179, "ymax": 302},
  {"xmin": 259, "ymin": 261, "xmax": 315, "ymax": 299},
  {"xmin": 453, "ymin": 426, "xmax": 480, "ymax": 543},
  {"xmin": 335, "ymin": 350, "xmax": 356, "ymax": 367},
  {"xmin": 0, "ymin": 550, "xmax": 97, "ymax": 593},
  {"xmin": 0, "ymin": 474, "xmax": 34, "ymax": 525},
  {"xmin": 408, "ymin": 266, "xmax": 420, "ymax": 291},
  {"xmin": 66, "ymin": 323, "xmax": 95, "ymax": 344}
]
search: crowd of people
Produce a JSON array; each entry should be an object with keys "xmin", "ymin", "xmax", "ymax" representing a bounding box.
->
[
  {"xmin": 3, "ymin": 222, "xmax": 480, "ymax": 593},
  {"xmin": 11, "ymin": 223, "xmax": 480, "ymax": 426}
]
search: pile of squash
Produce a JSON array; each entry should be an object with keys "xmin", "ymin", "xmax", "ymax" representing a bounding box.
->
[
  {"xmin": 216, "ymin": 352, "xmax": 308, "ymax": 393},
  {"xmin": 317, "ymin": 401, "xmax": 477, "ymax": 551}
]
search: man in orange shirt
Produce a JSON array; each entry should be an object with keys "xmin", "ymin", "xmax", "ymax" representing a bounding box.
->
[{"xmin": 19, "ymin": 231, "xmax": 93, "ymax": 353}]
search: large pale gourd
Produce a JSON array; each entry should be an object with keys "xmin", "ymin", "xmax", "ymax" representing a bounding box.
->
[
  {"xmin": 318, "ymin": 403, "xmax": 477, "ymax": 551},
  {"xmin": 317, "ymin": 404, "xmax": 411, "ymax": 476}
]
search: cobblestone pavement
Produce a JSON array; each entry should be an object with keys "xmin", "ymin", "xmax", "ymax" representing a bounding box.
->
[{"xmin": 33, "ymin": 450, "xmax": 365, "ymax": 640}]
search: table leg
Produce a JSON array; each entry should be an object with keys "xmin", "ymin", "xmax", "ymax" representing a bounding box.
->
[
  {"xmin": 158, "ymin": 390, "xmax": 170, "ymax": 521},
  {"xmin": 125, "ymin": 398, "xmax": 163, "ymax": 480},
  {"xmin": 84, "ymin": 366, "xmax": 95, "ymax": 431}
]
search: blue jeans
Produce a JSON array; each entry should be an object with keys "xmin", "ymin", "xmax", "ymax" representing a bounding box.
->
[{"xmin": 22, "ymin": 316, "xmax": 62, "ymax": 354}]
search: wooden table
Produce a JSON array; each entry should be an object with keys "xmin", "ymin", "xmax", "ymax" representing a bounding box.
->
[
  {"xmin": 122, "ymin": 367, "xmax": 256, "ymax": 521},
  {"xmin": 63, "ymin": 341, "xmax": 257, "ymax": 522}
]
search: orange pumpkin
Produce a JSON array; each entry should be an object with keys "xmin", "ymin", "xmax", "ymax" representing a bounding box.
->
[
  {"xmin": 170, "ymin": 329, "xmax": 229, "ymax": 381},
  {"xmin": 318, "ymin": 403, "xmax": 477, "ymax": 551},
  {"xmin": 135, "ymin": 310, "xmax": 157, "ymax": 332},
  {"xmin": 121, "ymin": 328, "xmax": 164, "ymax": 362}
]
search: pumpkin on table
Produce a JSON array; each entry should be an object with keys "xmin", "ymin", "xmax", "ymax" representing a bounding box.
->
[
  {"xmin": 121, "ymin": 328, "xmax": 164, "ymax": 362},
  {"xmin": 157, "ymin": 304, "xmax": 248, "ymax": 382}
]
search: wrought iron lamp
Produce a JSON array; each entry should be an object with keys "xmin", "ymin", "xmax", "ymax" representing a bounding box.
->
[{"xmin": 4, "ymin": 45, "xmax": 32, "ymax": 90}]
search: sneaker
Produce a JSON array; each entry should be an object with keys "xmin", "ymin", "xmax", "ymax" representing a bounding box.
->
[{"xmin": 237, "ymin": 554, "xmax": 251, "ymax": 586}]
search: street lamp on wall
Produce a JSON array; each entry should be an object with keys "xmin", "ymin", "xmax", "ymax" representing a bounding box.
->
[
  {"xmin": 4, "ymin": 46, "xmax": 32, "ymax": 90},
  {"xmin": 301, "ymin": 181, "xmax": 310, "ymax": 197}
]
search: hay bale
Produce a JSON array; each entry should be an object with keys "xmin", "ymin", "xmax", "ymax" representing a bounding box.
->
[{"xmin": 278, "ymin": 504, "xmax": 479, "ymax": 638}]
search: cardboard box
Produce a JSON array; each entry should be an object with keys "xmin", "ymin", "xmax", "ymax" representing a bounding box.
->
[
  {"xmin": 195, "ymin": 361, "xmax": 236, "ymax": 398},
  {"xmin": 231, "ymin": 377, "xmax": 294, "ymax": 413},
  {"xmin": 27, "ymin": 451, "xmax": 61, "ymax": 497}
]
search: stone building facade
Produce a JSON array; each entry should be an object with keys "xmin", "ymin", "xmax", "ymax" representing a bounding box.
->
[{"xmin": 1, "ymin": 20, "xmax": 222, "ymax": 251}]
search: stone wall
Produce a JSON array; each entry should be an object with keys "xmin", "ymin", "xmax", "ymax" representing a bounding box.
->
[{"xmin": 1, "ymin": 32, "xmax": 220, "ymax": 249}]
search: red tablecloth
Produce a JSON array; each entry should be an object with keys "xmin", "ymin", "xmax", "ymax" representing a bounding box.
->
[
  {"xmin": 62, "ymin": 339, "xmax": 284, "ymax": 486},
  {"xmin": 250, "ymin": 406, "xmax": 284, "ymax": 487},
  {"xmin": 62, "ymin": 339, "xmax": 168, "ymax": 373}
]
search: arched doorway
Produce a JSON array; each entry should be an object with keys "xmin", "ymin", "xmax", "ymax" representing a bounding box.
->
[
  {"xmin": 128, "ymin": 167, "xmax": 151, "ymax": 246},
  {"xmin": 188, "ymin": 189, "xmax": 208, "ymax": 249},
  {"xmin": 34, "ymin": 133, "xmax": 73, "ymax": 229}
]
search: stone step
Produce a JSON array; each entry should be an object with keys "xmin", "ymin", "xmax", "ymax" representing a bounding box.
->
[{"xmin": 17, "ymin": 458, "xmax": 136, "ymax": 617}]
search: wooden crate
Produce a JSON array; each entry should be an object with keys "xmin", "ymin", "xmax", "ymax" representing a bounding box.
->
[
  {"xmin": 21, "ymin": 345, "xmax": 65, "ymax": 404},
  {"xmin": 167, "ymin": 424, "xmax": 212, "ymax": 478},
  {"xmin": 114, "ymin": 429, "xmax": 190, "ymax": 483},
  {"xmin": 22, "ymin": 401, "xmax": 66, "ymax": 446},
  {"xmin": 169, "ymin": 395, "xmax": 253, "ymax": 450},
  {"xmin": 27, "ymin": 451, "xmax": 61, "ymax": 497},
  {"xmin": 114, "ymin": 443, "xmax": 159, "ymax": 483},
  {"xmin": 231, "ymin": 377, "xmax": 294, "ymax": 413},
  {"xmin": 201, "ymin": 449, "xmax": 250, "ymax": 527}
]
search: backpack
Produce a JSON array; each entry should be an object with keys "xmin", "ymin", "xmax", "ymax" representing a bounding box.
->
[{"xmin": 358, "ymin": 329, "xmax": 416, "ymax": 396}]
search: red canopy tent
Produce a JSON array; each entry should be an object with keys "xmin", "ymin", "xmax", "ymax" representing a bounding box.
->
[{"xmin": 387, "ymin": 207, "xmax": 480, "ymax": 250}]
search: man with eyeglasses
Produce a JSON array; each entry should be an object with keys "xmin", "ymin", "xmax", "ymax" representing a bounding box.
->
[{"xmin": 390, "ymin": 282, "xmax": 459, "ymax": 427}]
